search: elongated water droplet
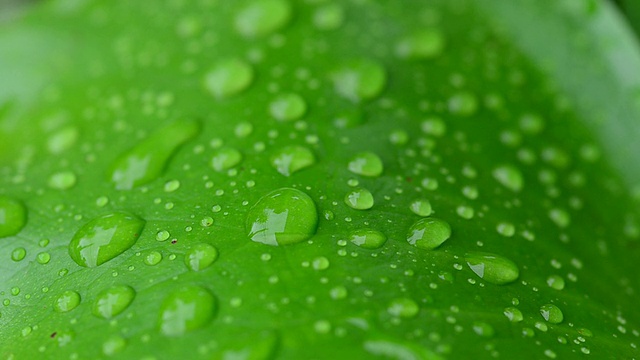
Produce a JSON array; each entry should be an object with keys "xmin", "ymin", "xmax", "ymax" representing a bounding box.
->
[
  {"xmin": 234, "ymin": 0, "xmax": 292, "ymax": 38},
  {"xmin": 0, "ymin": 196, "xmax": 26, "ymax": 238},
  {"xmin": 344, "ymin": 188, "xmax": 374, "ymax": 210},
  {"xmin": 396, "ymin": 29, "xmax": 445, "ymax": 59},
  {"xmin": 48, "ymin": 171, "xmax": 77, "ymax": 190},
  {"xmin": 109, "ymin": 119, "xmax": 199, "ymax": 190},
  {"xmin": 185, "ymin": 243, "xmax": 218, "ymax": 271},
  {"xmin": 313, "ymin": 3, "xmax": 344, "ymax": 30},
  {"xmin": 348, "ymin": 152, "xmax": 383, "ymax": 177},
  {"xmin": 92, "ymin": 285, "xmax": 136, "ymax": 319},
  {"xmin": 493, "ymin": 165, "xmax": 524, "ymax": 192},
  {"xmin": 473, "ymin": 322, "xmax": 495, "ymax": 337},
  {"xmin": 54, "ymin": 290, "xmax": 81, "ymax": 312},
  {"xmin": 540, "ymin": 304, "xmax": 563, "ymax": 324},
  {"xmin": 204, "ymin": 58, "xmax": 254, "ymax": 99},
  {"xmin": 504, "ymin": 307, "xmax": 523, "ymax": 322},
  {"xmin": 269, "ymin": 93, "xmax": 307, "ymax": 121},
  {"xmin": 421, "ymin": 117, "xmax": 447, "ymax": 137},
  {"xmin": 465, "ymin": 252, "xmax": 519, "ymax": 285},
  {"xmin": 68, "ymin": 212, "xmax": 145, "ymax": 268},
  {"xmin": 349, "ymin": 229, "xmax": 387, "ymax": 249},
  {"xmin": 211, "ymin": 147, "xmax": 242, "ymax": 172},
  {"xmin": 409, "ymin": 199, "xmax": 432, "ymax": 217},
  {"xmin": 332, "ymin": 59, "xmax": 386, "ymax": 102},
  {"xmin": 549, "ymin": 208, "xmax": 571, "ymax": 228},
  {"xmin": 246, "ymin": 188, "xmax": 318, "ymax": 246},
  {"xmin": 47, "ymin": 126, "xmax": 79, "ymax": 154},
  {"xmin": 159, "ymin": 286, "xmax": 216, "ymax": 337},
  {"xmin": 270, "ymin": 146, "xmax": 315, "ymax": 176},
  {"xmin": 547, "ymin": 275, "xmax": 565, "ymax": 290},
  {"xmin": 407, "ymin": 218, "xmax": 451, "ymax": 250}
]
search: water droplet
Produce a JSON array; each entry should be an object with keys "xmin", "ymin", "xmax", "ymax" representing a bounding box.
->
[
  {"xmin": 96, "ymin": 196, "xmax": 109, "ymax": 207},
  {"xmin": 389, "ymin": 130, "xmax": 409, "ymax": 145},
  {"xmin": 348, "ymin": 152, "xmax": 383, "ymax": 177},
  {"xmin": 269, "ymin": 93, "xmax": 307, "ymax": 121},
  {"xmin": 330, "ymin": 286, "xmax": 348, "ymax": 299},
  {"xmin": 387, "ymin": 298, "xmax": 419, "ymax": 318},
  {"xmin": 200, "ymin": 216, "xmax": 214, "ymax": 227},
  {"xmin": 448, "ymin": 91, "xmax": 478, "ymax": 116},
  {"xmin": 519, "ymin": 114, "xmax": 545, "ymax": 135},
  {"xmin": 504, "ymin": 307, "xmax": 523, "ymax": 322},
  {"xmin": 344, "ymin": 188, "xmax": 374, "ymax": 210},
  {"xmin": 203, "ymin": 58, "xmax": 254, "ymax": 99},
  {"xmin": 0, "ymin": 196, "xmax": 26, "ymax": 238},
  {"xmin": 55, "ymin": 329, "xmax": 75, "ymax": 347},
  {"xmin": 54, "ymin": 290, "xmax": 81, "ymax": 312},
  {"xmin": 159, "ymin": 286, "xmax": 216, "ymax": 337},
  {"xmin": 37, "ymin": 252, "xmax": 51, "ymax": 264},
  {"xmin": 540, "ymin": 304, "xmax": 563, "ymax": 324},
  {"xmin": 164, "ymin": 180, "xmax": 180, "ymax": 192},
  {"xmin": 156, "ymin": 230, "xmax": 170, "ymax": 242},
  {"xmin": 493, "ymin": 165, "xmax": 524, "ymax": 192},
  {"xmin": 312, "ymin": 256, "xmax": 330, "ymax": 270},
  {"xmin": 396, "ymin": 29, "xmax": 445, "ymax": 59},
  {"xmin": 465, "ymin": 252, "xmax": 519, "ymax": 285},
  {"xmin": 47, "ymin": 171, "xmax": 77, "ymax": 190},
  {"xmin": 68, "ymin": 212, "xmax": 146, "ymax": 268},
  {"xmin": 421, "ymin": 177, "xmax": 439, "ymax": 190},
  {"xmin": 314, "ymin": 320, "xmax": 332, "ymax": 334},
  {"xmin": 234, "ymin": 121, "xmax": 254, "ymax": 138},
  {"xmin": 11, "ymin": 247, "xmax": 26, "ymax": 261},
  {"xmin": 144, "ymin": 250, "xmax": 163, "ymax": 266},
  {"xmin": 185, "ymin": 243, "xmax": 218, "ymax": 271},
  {"xmin": 270, "ymin": 145, "xmax": 315, "ymax": 176},
  {"xmin": 246, "ymin": 188, "xmax": 318, "ymax": 246},
  {"xmin": 103, "ymin": 336, "xmax": 127, "ymax": 356},
  {"xmin": 472, "ymin": 322, "xmax": 495, "ymax": 337},
  {"xmin": 349, "ymin": 229, "xmax": 387, "ymax": 249},
  {"xmin": 456, "ymin": 205, "xmax": 474, "ymax": 219},
  {"xmin": 332, "ymin": 59, "xmax": 386, "ymax": 102},
  {"xmin": 47, "ymin": 126, "xmax": 79, "ymax": 154},
  {"xmin": 547, "ymin": 275, "xmax": 565, "ymax": 290},
  {"xmin": 407, "ymin": 218, "xmax": 451, "ymax": 250},
  {"xmin": 496, "ymin": 222, "xmax": 515, "ymax": 237},
  {"xmin": 409, "ymin": 199, "xmax": 432, "ymax": 217},
  {"xmin": 109, "ymin": 119, "xmax": 199, "ymax": 190},
  {"xmin": 420, "ymin": 117, "xmax": 447, "ymax": 137},
  {"xmin": 548, "ymin": 208, "xmax": 570, "ymax": 228},
  {"xmin": 234, "ymin": 0, "xmax": 292, "ymax": 38},
  {"xmin": 313, "ymin": 3, "xmax": 344, "ymax": 30},
  {"xmin": 92, "ymin": 285, "xmax": 136, "ymax": 319},
  {"xmin": 211, "ymin": 147, "xmax": 242, "ymax": 172}
]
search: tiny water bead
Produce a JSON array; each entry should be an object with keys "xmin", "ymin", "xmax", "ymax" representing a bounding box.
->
[
  {"xmin": 234, "ymin": 0, "xmax": 292, "ymax": 38},
  {"xmin": 68, "ymin": 212, "xmax": 146, "ymax": 268},
  {"xmin": 332, "ymin": 59, "xmax": 386, "ymax": 102},
  {"xmin": 492, "ymin": 165, "xmax": 524, "ymax": 192},
  {"xmin": 269, "ymin": 93, "xmax": 307, "ymax": 121},
  {"xmin": 163, "ymin": 179, "xmax": 180, "ymax": 192},
  {"xmin": 312, "ymin": 256, "xmax": 330, "ymax": 270},
  {"xmin": 109, "ymin": 119, "xmax": 200, "ymax": 190},
  {"xmin": 349, "ymin": 229, "xmax": 387, "ymax": 249},
  {"xmin": 270, "ymin": 145, "xmax": 315, "ymax": 176},
  {"xmin": 211, "ymin": 147, "xmax": 243, "ymax": 172},
  {"xmin": 504, "ymin": 307, "xmax": 523, "ymax": 322},
  {"xmin": 185, "ymin": 243, "xmax": 218, "ymax": 271},
  {"xmin": 540, "ymin": 304, "xmax": 564, "ymax": 324},
  {"xmin": 406, "ymin": 218, "xmax": 451, "ymax": 250},
  {"xmin": 159, "ymin": 286, "xmax": 216, "ymax": 337},
  {"xmin": 54, "ymin": 290, "xmax": 81, "ymax": 313},
  {"xmin": 246, "ymin": 188, "xmax": 318, "ymax": 246},
  {"xmin": 347, "ymin": 152, "xmax": 383, "ymax": 177},
  {"xmin": 395, "ymin": 29, "xmax": 445, "ymax": 59},
  {"xmin": 203, "ymin": 58, "xmax": 254, "ymax": 99},
  {"xmin": 547, "ymin": 275, "xmax": 565, "ymax": 290},
  {"xmin": 47, "ymin": 171, "xmax": 77, "ymax": 190},
  {"xmin": 156, "ymin": 230, "xmax": 170, "ymax": 242},
  {"xmin": 37, "ymin": 252, "xmax": 51, "ymax": 264},
  {"xmin": 47, "ymin": 126, "xmax": 79, "ymax": 154},
  {"xmin": 144, "ymin": 251, "xmax": 163, "ymax": 266},
  {"xmin": 409, "ymin": 199, "xmax": 432, "ymax": 217},
  {"xmin": 387, "ymin": 298, "xmax": 419, "ymax": 318},
  {"xmin": 200, "ymin": 216, "xmax": 214, "ymax": 227},
  {"xmin": 92, "ymin": 285, "xmax": 136, "ymax": 319},
  {"xmin": 0, "ymin": 196, "xmax": 27, "ymax": 238},
  {"xmin": 344, "ymin": 188, "xmax": 374, "ymax": 210},
  {"xmin": 465, "ymin": 252, "xmax": 519, "ymax": 285}
]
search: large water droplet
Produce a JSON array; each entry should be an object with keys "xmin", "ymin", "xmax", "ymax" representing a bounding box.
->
[
  {"xmin": 234, "ymin": 0, "xmax": 292, "ymax": 38},
  {"xmin": 270, "ymin": 146, "xmax": 315, "ymax": 176},
  {"xmin": 344, "ymin": 188, "xmax": 374, "ymax": 210},
  {"xmin": 109, "ymin": 119, "xmax": 199, "ymax": 190},
  {"xmin": 349, "ymin": 229, "xmax": 387, "ymax": 249},
  {"xmin": 465, "ymin": 252, "xmax": 519, "ymax": 285},
  {"xmin": 203, "ymin": 58, "xmax": 254, "ymax": 99},
  {"xmin": 332, "ymin": 59, "xmax": 386, "ymax": 102},
  {"xmin": 540, "ymin": 304, "xmax": 563, "ymax": 324},
  {"xmin": 246, "ymin": 188, "xmax": 318, "ymax": 246},
  {"xmin": 347, "ymin": 152, "xmax": 383, "ymax": 177},
  {"xmin": 185, "ymin": 243, "xmax": 218, "ymax": 271},
  {"xmin": 406, "ymin": 218, "xmax": 451, "ymax": 250},
  {"xmin": 54, "ymin": 290, "xmax": 81, "ymax": 312},
  {"xmin": 395, "ymin": 29, "xmax": 445, "ymax": 59},
  {"xmin": 492, "ymin": 165, "xmax": 524, "ymax": 192},
  {"xmin": 503, "ymin": 307, "xmax": 523, "ymax": 322},
  {"xmin": 68, "ymin": 212, "xmax": 146, "ymax": 268},
  {"xmin": 92, "ymin": 285, "xmax": 136, "ymax": 319},
  {"xmin": 0, "ymin": 196, "xmax": 27, "ymax": 238},
  {"xmin": 211, "ymin": 147, "xmax": 243, "ymax": 172},
  {"xmin": 159, "ymin": 286, "xmax": 216, "ymax": 337},
  {"xmin": 269, "ymin": 93, "xmax": 307, "ymax": 121}
]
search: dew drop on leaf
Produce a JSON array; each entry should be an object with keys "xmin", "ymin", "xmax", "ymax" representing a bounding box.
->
[
  {"xmin": 503, "ymin": 307, "xmax": 523, "ymax": 322},
  {"xmin": 344, "ymin": 188, "xmax": 375, "ymax": 210},
  {"xmin": 448, "ymin": 91, "xmax": 478, "ymax": 116},
  {"xmin": 11, "ymin": 247, "xmax": 26, "ymax": 261},
  {"xmin": 409, "ymin": 199, "xmax": 432, "ymax": 217},
  {"xmin": 211, "ymin": 147, "xmax": 243, "ymax": 172},
  {"xmin": 540, "ymin": 304, "xmax": 564, "ymax": 324},
  {"xmin": 159, "ymin": 286, "xmax": 216, "ymax": 337},
  {"xmin": 203, "ymin": 58, "xmax": 254, "ymax": 99},
  {"xmin": 420, "ymin": 117, "xmax": 447, "ymax": 137},
  {"xmin": 548, "ymin": 208, "xmax": 571, "ymax": 228},
  {"xmin": 270, "ymin": 145, "xmax": 315, "ymax": 176},
  {"xmin": 47, "ymin": 171, "xmax": 77, "ymax": 190},
  {"xmin": 332, "ymin": 59, "xmax": 386, "ymax": 102},
  {"xmin": 387, "ymin": 298, "xmax": 419, "ymax": 318},
  {"xmin": 185, "ymin": 243, "xmax": 218, "ymax": 271},
  {"xmin": 546, "ymin": 275, "xmax": 565, "ymax": 290},
  {"xmin": 313, "ymin": 3, "xmax": 344, "ymax": 30},
  {"xmin": 396, "ymin": 29, "xmax": 445, "ymax": 59},
  {"xmin": 492, "ymin": 165, "xmax": 524, "ymax": 192},
  {"xmin": 349, "ymin": 229, "xmax": 387, "ymax": 249},
  {"xmin": 496, "ymin": 222, "xmax": 515, "ymax": 237},
  {"xmin": 54, "ymin": 290, "xmax": 81, "ymax": 312},
  {"xmin": 68, "ymin": 212, "xmax": 146, "ymax": 268},
  {"xmin": 472, "ymin": 322, "xmax": 495, "ymax": 337},
  {"xmin": 0, "ymin": 196, "xmax": 26, "ymax": 238},
  {"xmin": 92, "ymin": 285, "xmax": 136, "ymax": 319},
  {"xmin": 102, "ymin": 336, "xmax": 127, "ymax": 356},
  {"xmin": 144, "ymin": 250, "xmax": 163, "ymax": 266},
  {"xmin": 406, "ymin": 217, "xmax": 451, "ymax": 250},
  {"xmin": 234, "ymin": 0, "xmax": 292, "ymax": 38},
  {"xmin": 269, "ymin": 93, "xmax": 307, "ymax": 122},
  {"xmin": 246, "ymin": 188, "xmax": 318, "ymax": 246},
  {"xmin": 465, "ymin": 252, "xmax": 519, "ymax": 285},
  {"xmin": 347, "ymin": 152, "xmax": 384, "ymax": 177}
]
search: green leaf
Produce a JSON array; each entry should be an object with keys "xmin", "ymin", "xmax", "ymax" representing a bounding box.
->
[{"xmin": 1, "ymin": 0, "xmax": 640, "ymax": 358}]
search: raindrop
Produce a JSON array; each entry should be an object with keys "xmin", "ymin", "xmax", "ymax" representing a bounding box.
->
[
  {"xmin": 0, "ymin": 196, "xmax": 26, "ymax": 238},
  {"xmin": 349, "ymin": 229, "xmax": 387, "ymax": 249},
  {"xmin": 11, "ymin": 247, "xmax": 26, "ymax": 261},
  {"xmin": 549, "ymin": 208, "xmax": 570, "ymax": 228},
  {"xmin": 546, "ymin": 275, "xmax": 565, "ymax": 290},
  {"xmin": 185, "ymin": 243, "xmax": 218, "ymax": 271},
  {"xmin": 409, "ymin": 199, "xmax": 432, "ymax": 217},
  {"xmin": 344, "ymin": 188, "xmax": 374, "ymax": 210},
  {"xmin": 234, "ymin": 0, "xmax": 292, "ymax": 38},
  {"xmin": 92, "ymin": 285, "xmax": 136, "ymax": 319},
  {"xmin": 211, "ymin": 147, "xmax": 243, "ymax": 172},
  {"xmin": 493, "ymin": 165, "xmax": 524, "ymax": 192},
  {"xmin": 448, "ymin": 91, "xmax": 478, "ymax": 116},
  {"xmin": 269, "ymin": 93, "xmax": 307, "ymax": 121},
  {"xmin": 504, "ymin": 307, "xmax": 523, "ymax": 322},
  {"xmin": 540, "ymin": 304, "xmax": 563, "ymax": 324},
  {"xmin": 313, "ymin": 3, "xmax": 344, "ymax": 30},
  {"xmin": 332, "ymin": 59, "xmax": 386, "ymax": 102},
  {"xmin": 203, "ymin": 58, "xmax": 255, "ymax": 99},
  {"xmin": 103, "ymin": 336, "xmax": 127, "ymax": 356},
  {"xmin": 270, "ymin": 145, "xmax": 315, "ymax": 176},
  {"xmin": 396, "ymin": 29, "xmax": 445, "ymax": 59},
  {"xmin": 144, "ymin": 251, "xmax": 163, "ymax": 266},
  {"xmin": 347, "ymin": 152, "xmax": 383, "ymax": 177},
  {"xmin": 465, "ymin": 252, "xmax": 519, "ymax": 285},
  {"xmin": 472, "ymin": 322, "xmax": 495, "ymax": 337},
  {"xmin": 387, "ymin": 298, "xmax": 419, "ymax": 318},
  {"xmin": 54, "ymin": 290, "xmax": 81, "ymax": 312},
  {"xmin": 47, "ymin": 171, "xmax": 77, "ymax": 190},
  {"xmin": 406, "ymin": 218, "xmax": 451, "ymax": 250},
  {"xmin": 159, "ymin": 286, "xmax": 216, "ymax": 337},
  {"xmin": 496, "ymin": 222, "xmax": 515, "ymax": 237}
]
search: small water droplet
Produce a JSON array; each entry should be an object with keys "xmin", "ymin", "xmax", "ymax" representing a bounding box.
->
[
  {"xmin": 164, "ymin": 180, "xmax": 180, "ymax": 192},
  {"xmin": 96, "ymin": 196, "xmax": 109, "ymax": 207},
  {"xmin": 496, "ymin": 222, "xmax": 515, "ymax": 237},
  {"xmin": 203, "ymin": 58, "xmax": 255, "ymax": 99},
  {"xmin": 540, "ymin": 304, "xmax": 563, "ymax": 324},
  {"xmin": 144, "ymin": 250, "xmax": 163, "ymax": 266},
  {"xmin": 211, "ymin": 147, "xmax": 243, "ymax": 172},
  {"xmin": 389, "ymin": 130, "xmax": 409, "ymax": 145},
  {"xmin": 456, "ymin": 205, "xmax": 474, "ymax": 219},
  {"xmin": 546, "ymin": 275, "xmax": 565, "ymax": 290},
  {"xmin": 103, "ymin": 336, "xmax": 127, "ymax": 356},
  {"xmin": 330, "ymin": 286, "xmax": 348, "ymax": 299},
  {"xmin": 448, "ymin": 91, "xmax": 478, "ymax": 116},
  {"xmin": 200, "ymin": 216, "xmax": 214, "ymax": 227},
  {"xmin": 312, "ymin": 256, "xmax": 330, "ymax": 270},
  {"xmin": 270, "ymin": 145, "xmax": 315, "ymax": 176},
  {"xmin": 349, "ymin": 229, "xmax": 387, "ymax": 249},
  {"xmin": 269, "ymin": 93, "xmax": 307, "ymax": 121},
  {"xmin": 68, "ymin": 212, "xmax": 145, "ymax": 268},
  {"xmin": 493, "ymin": 165, "xmax": 524, "ymax": 192},
  {"xmin": 92, "ymin": 285, "xmax": 136, "ymax": 319},
  {"xmin": 37, "ymin": 252, "xmax": 51, "ymax": 264},
  {"xmin": 246, "ymin": 188, "xmax": 318, "ymax": 246},
  {"xmin": 519, "ymin": 114, "xmax": 545, "ymax": 135},
  {"xmin": 548, "ymin": 208, "xmax": 571, "ymax": 228},
  {"xmin": 504, "ymin": 307, "xmax": 523, "ymax": 322},
  {"xmin": 348, "ymin": 152, "xmax": 383, "ymax": 177},
  {"xmin": 409, "ymin": 199, "xmax": 432, "ymax": 217},
  {"xmin": 332, "ymin": 59, "xmax": 386, "ymax": 102},
  {"xmin": 407, "ymin": 217, "xmax": 451, "ymax": 250},
  {"xmin": 344, "ymin": 188, "xmax": 374, "ymax": 210},
  {"xmin": 47, "ymin": 171, "xmax": 77, "ymax": 190},
  {"xmin": 387, "ymin": 298, "xmax": 419, "ymax": 318},
  {"xmin": 159, "ymin": 286, "xmax": 216, "ymax": 337},
  {"xmin": 47, "ymin": 126, "xmax": 79, "ymax": 154},
  {"xmin": 11, "ymin": 247, "xmax": 26, "ymax": 261},
  {"xmin": 54, "ymin": 290, "xmax": 81, "ymax": 312},
  {"xmin": 396, "ymin": 29, "xmax": 445, "ymax": 59},
  {"xmin": 234, "ymin": 121, "xmax": 254, "ymax": 138},
  {"xmin": 420, "ymin": 117, "xmax": 447, "ymax": 137},
  {"xmin": 234, "ymin": 0, "xmax": 292, "ymax": 38},
  {"xmin": 313, "ymin": 3, "xmax": 344, "ymax": 30},
  {"xmin": 465, "ymin": 252, "xmax": 519, "ymax": 285},
  {"xmin": 472, "ymin": 322, "xmax": 495, "ymax": 337},
  {"xmin": 185, "ymin": 243, "xmax": 218, "ymax": 271}
]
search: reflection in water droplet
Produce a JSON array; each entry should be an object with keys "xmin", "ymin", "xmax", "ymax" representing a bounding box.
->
[
  {"xmin": 203, "ymin": 58, "xmax": 254, "ymax": 99},
  {"xmin": 407, "ymin": 218, "xmax": 451, "ymax": 250},
  {"xmin": 546, "ymin": 275, "xmax": 565, "ymax": 290},
  {"xmin": 47, "ymin": 171, "xmax": 77, "ymax": 190},
  {"xmin": 234, "ymin": 0, "xmax": 292, "ymax": 38},
  {"xmin": 54, "ymin": 290, "xmax": 81, "ymax": 312},
  {"xmin": 92, "ymin": 285, "xmax": 136, "ymax": 319},
  {"xmin": 0, "ymin": 196, "xmax": 27, "ymax": 238},
  {"xmin": 159, "ymin": 286, "xmax": 216, "ymax": 337},
  {"xmin": 68, "ymin": 212, "xmax": 145, "ymax": 268},
  {"xmin": 410, "ymin": 199, "xmax": 432, "ymax": 217},
  {"xmin": 465, "ymin": 252, "xmax": 519, "ymax": 285},
  {"xmin": 211, "ymin": 147, "xmax": 243, "ymax": 172},
  {"xmin": 348, "ymin": 152, "xmax": 383, "ymax": 177},
  {"xmin": 185, "ymin": 243, "xmax": 218, "ymax": 271},
  {"xmin": 493, "ymin": 165, "xmax": 524, "ymax": 192},
  {"xmin": 504, "ymin": 307, "xmax": 523, "ymax": 322},
  {"xmin": 332, "ymin": 59, "xmax": 386, "ymax": 102},
  {"xmin": 344, "ymin": 188, "xmax": 374, "ymax": 210},
  {"xmin": 540, "ymin": 304, "xmax": 563, "ymax": 324},
  {"xmin": 270, "ymin": 146, "xmax": 315, "ymax": 176},
  {"xmin": 246, "ymin": 188, "xmax": 318, "ymax": 246},
  {"xmin": 269, "ymin": 93, "xmax": 307, "ymax": 121},
  {"xmin": 349, "ymin": 229, "xmax": 387, "ymax": 249}
]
